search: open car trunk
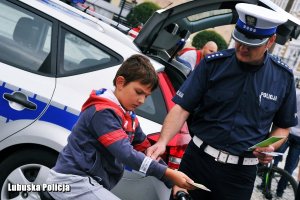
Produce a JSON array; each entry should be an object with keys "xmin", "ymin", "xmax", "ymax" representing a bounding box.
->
[{"xmin": 134, "ymin": 0, "xmax": 300, "ymax": 88}]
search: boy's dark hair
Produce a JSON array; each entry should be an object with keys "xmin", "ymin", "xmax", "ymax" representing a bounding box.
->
[{"xmin": 113, "ymin": 54, "xmax": 158, "ymax": 91}]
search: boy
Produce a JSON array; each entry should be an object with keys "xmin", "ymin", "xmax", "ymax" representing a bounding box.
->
[{"xmin": 46, "ymin": 54, "xmax": 194, "ymax": 199}]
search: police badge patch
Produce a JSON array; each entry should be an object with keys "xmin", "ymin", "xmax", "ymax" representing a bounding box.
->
[{"xmin": 245, "ymin": 15, "xmax": 257, "ymax": 26}]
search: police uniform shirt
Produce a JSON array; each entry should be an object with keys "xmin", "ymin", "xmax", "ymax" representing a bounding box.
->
[{"xmin": 173, "ymin": 48, "xmax": 298, "ymax": 156}]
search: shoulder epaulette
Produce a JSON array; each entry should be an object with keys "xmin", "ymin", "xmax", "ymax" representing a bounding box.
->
[
  {"xmin": 204, "ymin": 49, "xmax": 234, "ymax": 62},
  {"xmin": 270, "ymin": 55, "xmax": 293, "ymax": 75}
]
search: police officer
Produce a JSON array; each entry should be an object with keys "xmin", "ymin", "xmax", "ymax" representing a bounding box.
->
[{"xmin": 147, "ymin": 3, "xmax": 298, "ymax": 200}]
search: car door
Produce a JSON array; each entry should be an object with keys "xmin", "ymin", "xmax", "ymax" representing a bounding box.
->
[{"xmin": 0, "ymin": 0, "xmax": 56, "ymax": 139}]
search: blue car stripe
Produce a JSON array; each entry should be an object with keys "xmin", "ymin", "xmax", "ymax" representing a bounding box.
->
[
  {"xmin": 0, "ymin": 82, "xmax": 79, "ymax": 131},
  {"xmin": 39, "ymin": 104, "xmax": 79, "ymax": 130}
]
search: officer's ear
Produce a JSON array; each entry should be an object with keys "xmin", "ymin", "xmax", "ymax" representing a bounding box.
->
[{"xmin": 266, "ymin": 35, "xmax": 276, "ymax": 49}]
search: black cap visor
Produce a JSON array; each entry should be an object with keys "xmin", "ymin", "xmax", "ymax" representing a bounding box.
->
[{"xmin": 232, "ymin": 28, "xmax": 269, "ymax": 47}]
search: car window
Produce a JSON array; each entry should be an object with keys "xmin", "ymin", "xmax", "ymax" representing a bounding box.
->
[
  {"xmin": 135, "ymin": 87, "xmax": 167, "ymax": 124},
  {"xmin": 58, "ymin": 28, "xmax": 122, "ymax": 75},
  {"xmin": 0, "ymin": 0, "xmax": 52, "ymax": 74}
]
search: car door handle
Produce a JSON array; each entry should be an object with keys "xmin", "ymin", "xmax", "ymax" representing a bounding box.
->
[{"xmin": 3, "ymin": 91, "xmax": 37, "ymax": 110}]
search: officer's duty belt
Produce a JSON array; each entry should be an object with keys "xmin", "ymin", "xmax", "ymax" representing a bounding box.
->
[{"xmin": 192, "ymin": 136, "xmax": 259, "ymax": 165}]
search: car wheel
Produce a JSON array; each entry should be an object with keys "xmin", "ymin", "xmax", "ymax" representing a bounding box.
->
[{"xmin": 0, "ymin": 148, "xmax": 57, "ymax": 200}]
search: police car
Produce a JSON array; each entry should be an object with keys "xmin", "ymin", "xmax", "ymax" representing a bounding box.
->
[{"xmin": 0, "ymin": 0, "xmax": 299, "ymax": 200}]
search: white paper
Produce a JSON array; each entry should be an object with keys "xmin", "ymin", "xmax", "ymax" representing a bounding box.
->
[
  {"xmin": 261, "ymin": 152, "xmax": 284, "ymax": 156},
  {"xmin": 187, "ymin": 180, "xmax": 211, "ymax": 192}
]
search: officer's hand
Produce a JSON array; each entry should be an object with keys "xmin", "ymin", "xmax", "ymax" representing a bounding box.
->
[
  {"xmin": 146, "ymin": 142, "xmax": 166, "ymax": 160},
  {"xmin": 165, "ymin": 169, "xmax": 196, "ymax": 191},
  {"xmin": 253, "ymin": 145, "xmax": 275, "ymax": 164}
]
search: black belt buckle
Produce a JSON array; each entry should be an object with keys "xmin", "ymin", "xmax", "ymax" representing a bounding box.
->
[{"xmin": 215, "ymin": 150, "xmax": 229, "ymax": 163}]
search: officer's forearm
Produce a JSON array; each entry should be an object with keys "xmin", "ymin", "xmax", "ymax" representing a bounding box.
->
[
  {"xmin": 268, "ymin": 126, "xmax": 290, "ymax": 150},
  {"xmin": 158, "ymin": 104, "xmax": 190, "ymax": 146}
]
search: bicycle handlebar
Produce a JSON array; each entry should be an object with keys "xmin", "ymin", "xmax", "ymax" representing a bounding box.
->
[{"xmin": 175, "ymin": 191, "xmax": 192, "ymax": 200}]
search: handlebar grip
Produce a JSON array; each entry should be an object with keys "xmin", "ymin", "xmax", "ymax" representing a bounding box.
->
[{"xmin": 175, "ymin": 191, "xmax": 191, "ymax": 200}]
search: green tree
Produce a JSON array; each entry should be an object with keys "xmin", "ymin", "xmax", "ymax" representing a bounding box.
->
[
  {"xmin": 126, "ymin": 2, "xmax": 160, "ymax": 28},
  {"xmin": 192, "ymin": 30, "xmax": 228, "ymax": 50}
]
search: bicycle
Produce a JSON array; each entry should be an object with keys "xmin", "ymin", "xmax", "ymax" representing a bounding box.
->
[{"xmin": 251, "ymin": 161, "xmax": 298, "ymax": 200}]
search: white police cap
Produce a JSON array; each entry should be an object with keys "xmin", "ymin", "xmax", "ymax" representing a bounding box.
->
[{"xmin": 232, "ymin": 3, "xmax": 288, "ymax": 46}]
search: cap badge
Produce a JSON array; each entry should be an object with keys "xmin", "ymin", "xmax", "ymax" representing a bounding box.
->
[{"xmin": 245, "ymin": 15, "xmax": 257, "ymax": 26}]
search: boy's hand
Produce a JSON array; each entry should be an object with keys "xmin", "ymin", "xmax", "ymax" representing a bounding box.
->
[
  {"xmin": 146, "ymin": 142, "xmax": 166, "ymax": 160},
  {"xmin": 165, "ymin": 169, "xmax": 196, "ymax": 190},
  {"xmin": 253, "ymin": 145, "xmax": 275, "ymax": 164}
]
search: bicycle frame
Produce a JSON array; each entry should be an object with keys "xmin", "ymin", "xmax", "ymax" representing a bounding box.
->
[
  {"xmin": 261, "ymin": 162, "xmax": 274, "ymax": 199},
  {"xmin": 255, "ymin": 160, "xmax": 298, "ymax": 200}
]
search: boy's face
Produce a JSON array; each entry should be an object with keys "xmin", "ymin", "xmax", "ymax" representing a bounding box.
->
[{"xmin": 115, "ymin": 76, "xmax": 152, "ymax": 111}]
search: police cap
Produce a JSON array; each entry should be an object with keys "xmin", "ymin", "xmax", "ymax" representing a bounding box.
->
[{"xmin": 232, "ymin": 3, "xmax": 288, "ymax": 46}]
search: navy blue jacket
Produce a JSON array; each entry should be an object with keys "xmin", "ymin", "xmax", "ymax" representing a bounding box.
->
[
  {"xmin": 173, "ymin": 49, "xmax": 298, "ymax": 155},
  {"xmin": 54, "ymin": 89, "xmax": 166, "ymax": 190}
]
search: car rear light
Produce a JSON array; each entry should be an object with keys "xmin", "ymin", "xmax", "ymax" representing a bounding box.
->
[
  {"xmin": 147, "ymin": 132, "xmax": 191, "ymax": 170},
  {"xmin": 128, "ymin": 29, "xmax": 139, "ymax": 38},
  {"xmin": 168, "ymin": 146, "xmax": 185, "ymax": 169}
]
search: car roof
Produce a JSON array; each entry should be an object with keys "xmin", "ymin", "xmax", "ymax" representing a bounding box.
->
[
  {"xmin": 134, "ymin": 0, "xmax": 300, "ymax": 53},
  {"xmin": 21, "ymin": 0, "xmax": 140, "ymax": 53}
]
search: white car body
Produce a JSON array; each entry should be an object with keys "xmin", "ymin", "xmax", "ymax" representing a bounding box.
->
[{"xmin": 0, "ymin": 1, "xmax": 167, "ymax": 199}]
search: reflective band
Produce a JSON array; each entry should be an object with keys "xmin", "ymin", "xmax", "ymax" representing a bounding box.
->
[{"xmin": 139, "ymin": 157, "xmax": 152, "ymax": 174}]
